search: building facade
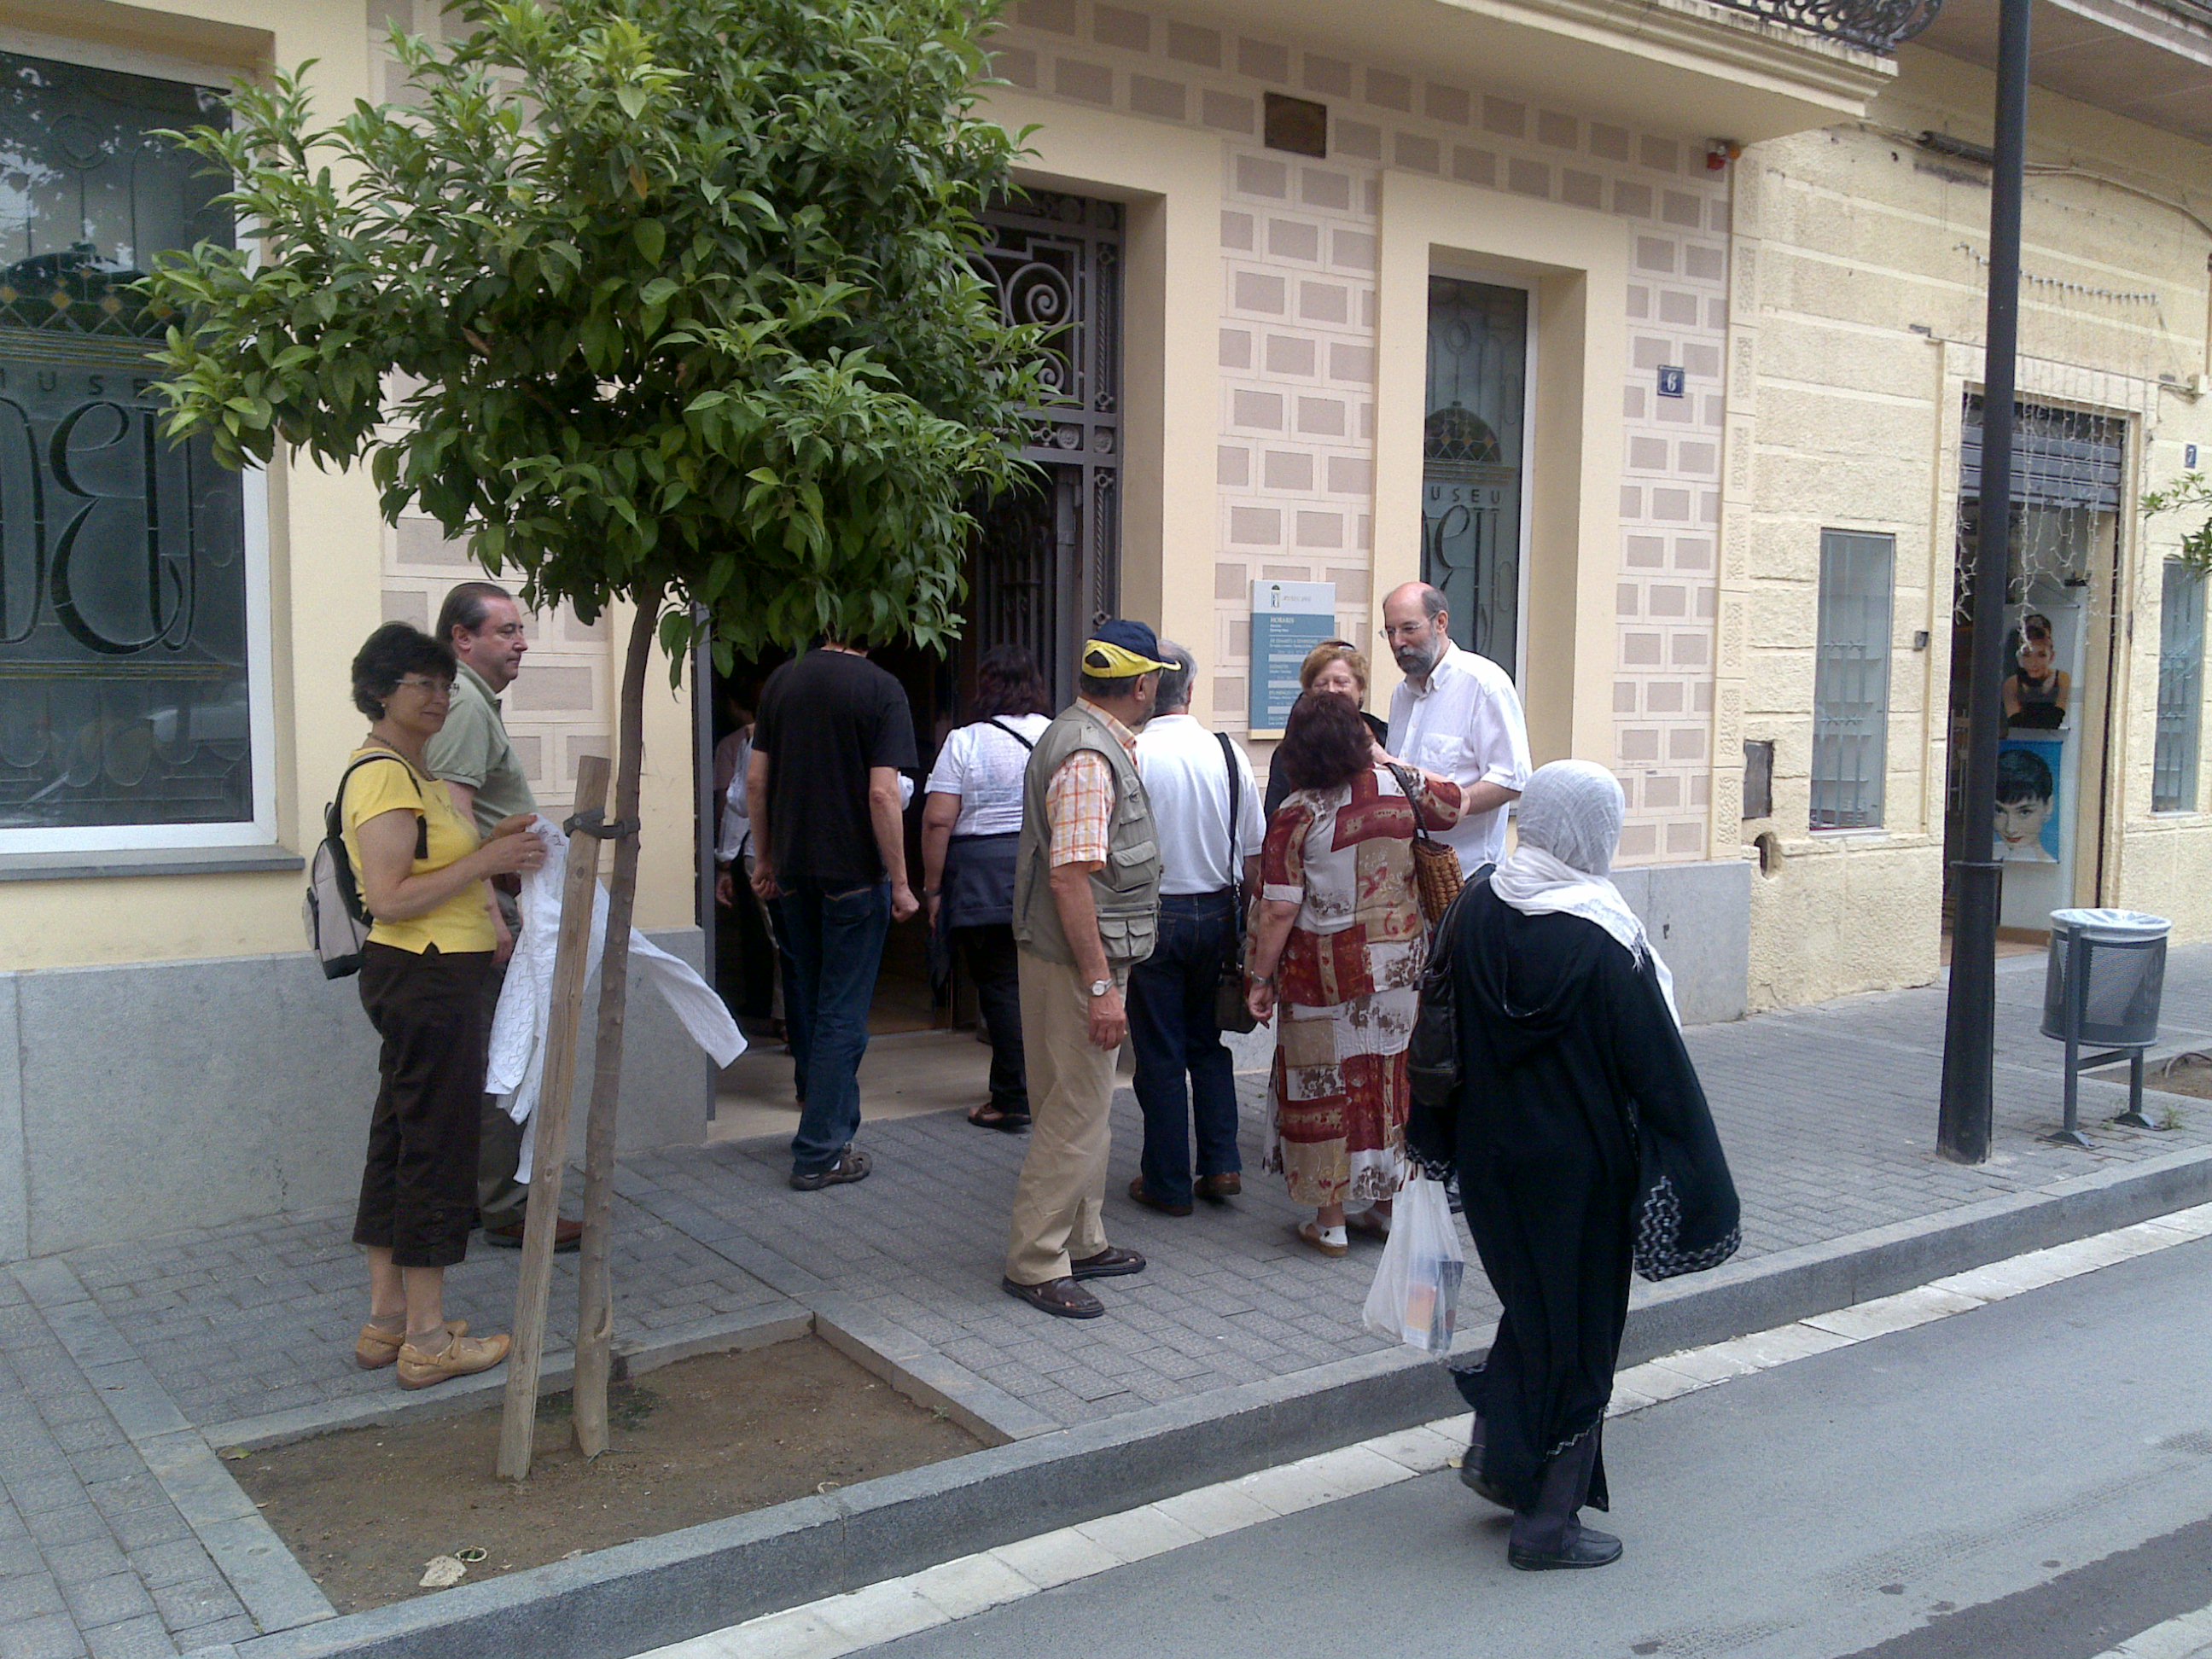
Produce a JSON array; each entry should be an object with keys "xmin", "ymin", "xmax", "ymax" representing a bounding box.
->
[
  {"xmin": 1728, "ymin": 35, "xmax": 2212, "ymax": 1006},
  {"xmin": 0, "ymin": 0, "xmax": 712, "ymax": 1262},
  {"xmin": 4, "ymin": 0, "xmax": 2211, "ymax": 1256}
]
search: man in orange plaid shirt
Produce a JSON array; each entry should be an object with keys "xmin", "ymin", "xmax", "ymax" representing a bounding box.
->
[{"xmin": 1001, "ymin": 620, "xmax": 1173, "ymax": 1319}]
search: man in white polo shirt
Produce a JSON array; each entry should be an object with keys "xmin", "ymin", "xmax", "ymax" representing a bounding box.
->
[
  {"xmin": 1126, "ymin": 641, "xmax": 1263, "ymax": 1217},
  {"xmin": 1381, "ymin": 581, "xmax": 1531, "ymax": 876}
]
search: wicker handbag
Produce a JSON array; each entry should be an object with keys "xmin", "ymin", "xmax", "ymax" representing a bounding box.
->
[{"xmin": 1388, "ymin": 763, "xmax": 1462, "ymax": 927}]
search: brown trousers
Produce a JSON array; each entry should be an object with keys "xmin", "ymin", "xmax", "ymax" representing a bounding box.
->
[{"xmin": 352, "ymin": 942, "xmax": 492, "ymax": 1269}]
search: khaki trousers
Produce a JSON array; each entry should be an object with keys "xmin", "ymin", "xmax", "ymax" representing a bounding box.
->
[{"xmin": 1004, "ymin": 951, "xmax": 1128, "ymax": 1285}]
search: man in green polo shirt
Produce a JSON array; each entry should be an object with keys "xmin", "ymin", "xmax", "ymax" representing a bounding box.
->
[{"xmin": 425, "ymin": 580, "xmax": 581, "ymax": 1252}]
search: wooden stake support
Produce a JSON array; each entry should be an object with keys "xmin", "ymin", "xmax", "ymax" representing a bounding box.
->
[
  {"xmin": 495, "ymin": 754, "xmax": 611, "ymax": 1482},
  {"xmin": 572, "ymin": 600, "xmax": 658, "ymax": 1458}
]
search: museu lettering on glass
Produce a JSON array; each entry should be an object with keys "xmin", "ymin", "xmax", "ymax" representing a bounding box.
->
[
  {"xmin": 0, "ymin": 51, "xmax": 249, "ymax": 834},
  {"xmin": 1421, "ymin": 276, "xmax": 1527, "ymax": 679}
]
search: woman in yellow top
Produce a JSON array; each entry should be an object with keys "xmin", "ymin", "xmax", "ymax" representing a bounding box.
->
[{"xmin": 342, "ymin": 623, "xmax": 545, "ymax": 1390}]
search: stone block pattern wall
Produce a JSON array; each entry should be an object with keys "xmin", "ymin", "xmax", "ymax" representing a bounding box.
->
[
  {"xmin": 993, "ymin": 0, "xmax": 1730, "ymax": 863},
  {"xmin": 381, "ymin": 518, "xmax": 611, "ymax": 820}
]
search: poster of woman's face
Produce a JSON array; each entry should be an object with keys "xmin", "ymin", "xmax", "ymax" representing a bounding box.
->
[
  {"xmin": 1994, "ymin": 739, "xmax": 2062, "ymax": 863},
  {"xmin": 2003, "ymin": 608, "xmax": 2070, "ymax": 731}
]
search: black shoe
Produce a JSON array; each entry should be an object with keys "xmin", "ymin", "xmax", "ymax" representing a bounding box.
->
[
  {"xmin": 1458, "ymin": 1460, "xmax": 1512, "ymax": 1511},
  {"xmin": 1127, "ymin": 1177, "xmax": 1192, "ymax": 1217},
  {"xmin": 1508, "ymin": 1525, "xmax": 1623, "ymax": 1571},
  {"xmin": 790, "ymin": 1147, "xmax": 870, "ymax": 1191}
]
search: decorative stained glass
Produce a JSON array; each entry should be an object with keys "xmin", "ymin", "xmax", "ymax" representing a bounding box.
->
[
  {"xmin": 1422, "ymin": 276, "xmax": 1526, "ymax": 678},
  {"xmin": 0, "ymin": 53, "xmax": 254, "ymax": 838}
]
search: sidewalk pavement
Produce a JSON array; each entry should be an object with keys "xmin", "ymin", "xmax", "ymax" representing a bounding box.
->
[{"xmin": 5, "ymin": 946, "xmax": 2212, "ymax": 1659}]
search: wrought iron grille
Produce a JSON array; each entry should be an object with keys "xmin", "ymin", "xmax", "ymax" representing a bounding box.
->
[
  {"xmin": 967, "ymin": 191, "xmax": 1121, "ymax": 706},
  {"xmin": 2155, "ymin": 558, "xmax": 2206, "ymax": 812},
  {"xmin": 1700, "ymin": 0, "xmax": 1944, "ymax": 54},
  {"xmin": 1810, "ymin": 529, "xmax": 1895, "ymax": 830}
]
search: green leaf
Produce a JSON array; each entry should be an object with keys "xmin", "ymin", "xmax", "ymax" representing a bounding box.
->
[{"xmin": 633, "ymin": 219, "xmax": 666, "ymax": 264}]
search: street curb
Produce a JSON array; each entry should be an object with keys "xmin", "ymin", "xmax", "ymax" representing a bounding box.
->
[
  {"xmin": 194, "ymin": 1136, "xmax": 2212, "ymax": 1659},
  {"xmin": 201, "ymin": 1302, "xmax": 813, "ymax": 1455}
]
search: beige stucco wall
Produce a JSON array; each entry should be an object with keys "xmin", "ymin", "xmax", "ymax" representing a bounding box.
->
[
  {"xmin": 1726, "ymin": 46, "xmax": 2212, "ymax": 1010},
  {"xmin": 0, "ymin": 0, "xmax": 698, "ymax": 967}
]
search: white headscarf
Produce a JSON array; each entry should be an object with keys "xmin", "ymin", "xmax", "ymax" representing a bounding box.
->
[{"xmin": 1489, "ymin": 760, "xmax": 1679, "ymax": 1025}]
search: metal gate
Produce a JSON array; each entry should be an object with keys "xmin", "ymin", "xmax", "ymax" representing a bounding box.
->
[{"xmin": 966, "ymin": 191, "xmax": 1121, "ymax": 705}]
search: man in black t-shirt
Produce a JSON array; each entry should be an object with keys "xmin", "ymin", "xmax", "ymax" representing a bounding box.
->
[{"xmin": 748, "ymin": 641, "xmax": 920, "ymax": 1190}]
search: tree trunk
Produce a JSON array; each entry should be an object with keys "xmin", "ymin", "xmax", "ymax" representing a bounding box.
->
[{"xmin": 572, "ymin": 594, "xmax": 660, "ymax": 1458}]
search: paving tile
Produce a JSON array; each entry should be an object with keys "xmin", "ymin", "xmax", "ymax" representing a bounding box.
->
[
  {"xmin": 1, "ymin": 1611, "xmax": 91, "ymax": 1659},
  {"xmin": 59, "ymin": 1576, "xmax": 157, "ymax": 1631},
  {"xmin": 81, "ymin": 1612, "xmax": 175, "ymax": 1659}
]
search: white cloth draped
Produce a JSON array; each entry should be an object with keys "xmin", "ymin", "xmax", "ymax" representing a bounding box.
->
[
  {"xmin": 1489, "ymin": 760, "xmax": 1680, "ymax": 1027},
  {"xmin": 487, "ymin": 817, "xmax": 745, "ymax": 1181}
]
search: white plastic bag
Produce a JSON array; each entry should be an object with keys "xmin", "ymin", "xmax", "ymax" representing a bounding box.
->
[{"xmin": 1360, "ymin": 1173, "xmax": 1466, "ymax": 1353}]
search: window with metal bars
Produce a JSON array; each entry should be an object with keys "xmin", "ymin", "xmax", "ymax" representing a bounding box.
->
[
  {"xmin": 1811, "ymin": 531, "xmax": 1895, "ymax": 830},
  {"xmin": 2154, "ymin": 558, "xmax": 2206, "ymax": 813}
]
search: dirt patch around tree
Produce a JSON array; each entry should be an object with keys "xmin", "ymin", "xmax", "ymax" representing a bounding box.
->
[
  {"xmin": 227, "ymin": 1336, "xmax": 983, "ymax": 1614},
  {"xmin": 2145, "ymin": 1054, "xmax": 2212, "ymax": 1106}
]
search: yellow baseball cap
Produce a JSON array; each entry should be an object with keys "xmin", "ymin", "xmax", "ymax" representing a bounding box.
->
[{"xmin": 1082, "ymin": 620, "xmax": 1173, "ymax": 678}]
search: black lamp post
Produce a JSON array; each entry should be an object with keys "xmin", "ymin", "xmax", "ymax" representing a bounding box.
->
[{"xmin": 1938, "ymin": 0, "xmax": 2034, "ymax": 1164}]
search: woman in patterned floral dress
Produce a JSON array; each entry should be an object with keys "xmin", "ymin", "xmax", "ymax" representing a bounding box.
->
[{"xmin": 1244, "ymin": 693, "xmax": 1464, "ymax": 1257}]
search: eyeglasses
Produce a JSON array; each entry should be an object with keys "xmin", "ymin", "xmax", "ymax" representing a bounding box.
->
[
  {"xmin": 1378, "ymin": 620, "xmax": 1437, "ymax": 643},
  {"xmin": 396, "ymin": 676, "xmax": 452, "ymax": 697}
]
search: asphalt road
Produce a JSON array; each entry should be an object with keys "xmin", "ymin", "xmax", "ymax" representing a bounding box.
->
[{"xmin": 859, "ymin": 1235, "xmax": 2212, "ymax": 1659}]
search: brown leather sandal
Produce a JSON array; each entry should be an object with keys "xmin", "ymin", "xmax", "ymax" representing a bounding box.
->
[
  {"xmin": 1001, "ymin": 1276, "xmax": 1103, "ymax": 1318},
  {"xmin": 1069, "ymin": 1245, "xmax": 1147, "ymax": 1280}
]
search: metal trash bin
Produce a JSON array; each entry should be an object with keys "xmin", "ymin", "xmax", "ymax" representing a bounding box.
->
[{"xmin": 2040, "ymin": 908, "xmax": 2170, "ymax": 1144}]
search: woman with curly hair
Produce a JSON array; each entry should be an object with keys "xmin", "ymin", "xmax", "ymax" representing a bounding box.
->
[
  {"xmin": 340, "ymin": 623, "xmax": 546, "ymax": 1389},
  {"xmin": 1243, "ymin": 692, "xmax": 1463, "ymax": 1256},
  {"xmin": 1261, "ymin": 639, "xmax": 1388, "ymax": 820}
]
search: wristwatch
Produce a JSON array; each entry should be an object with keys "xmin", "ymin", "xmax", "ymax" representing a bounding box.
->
[{"xmin": 1088, "ymin": 978, "xmax": 1112, "ymax": 998}]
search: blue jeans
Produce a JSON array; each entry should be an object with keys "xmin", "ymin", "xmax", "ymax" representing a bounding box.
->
[
  {"xmin": 773, "ymin": 881, "xmax": 891, "ymax": 1175},
  {"xmin": 1126, "ymin": 889, "xmax": 1243, "ymax": 1208}
]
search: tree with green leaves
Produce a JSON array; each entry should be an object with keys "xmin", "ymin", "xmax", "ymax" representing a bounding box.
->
[
  {"xmin": 144, "ymin": 0, "xmax": 1045, "ymax": 1466},
  {"xmin": 2143, "ymin": 472, "xmax": 2212, "ymax": 573}
]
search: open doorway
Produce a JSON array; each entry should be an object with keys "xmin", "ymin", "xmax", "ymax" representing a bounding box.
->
[
  {"xmin": 706, "ymin": 643, "xmax": 948, "ymax": 1040},
  {"xmin": 705, "ymin": 187, "xmax": 1126, "ymax": 1123},
  {"xmin": 1943, "ymin": 397, "xmax": 2127, "ymax": 946}
]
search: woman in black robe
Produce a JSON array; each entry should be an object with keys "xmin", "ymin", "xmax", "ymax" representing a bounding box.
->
[{"xmin": 1408, "ymin": 760, "xmax": 1738, "ymax": 1571}]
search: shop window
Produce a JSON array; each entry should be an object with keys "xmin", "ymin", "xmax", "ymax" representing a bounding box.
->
[
  {"xmin": 1810, "ymin": 529, "xmax": 1894, "ymax": 830},
  {"xmin": 0, "ymin": 51, "xmax": 268, "ymax": 853},
  {"xmin": 2155, "ymin": 558, "xmax": 2206, "ymax": 812},
  {"xmin": 1422, "ymin": 276, "xmax": 1528, "ymax": 678}
]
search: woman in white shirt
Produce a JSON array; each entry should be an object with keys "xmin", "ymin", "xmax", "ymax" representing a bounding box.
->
[{"xmin": 920, "ymin": 647, "xmax": 1052, "ymax": 1132}]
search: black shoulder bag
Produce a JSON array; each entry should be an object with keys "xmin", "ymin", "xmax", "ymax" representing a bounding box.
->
[
  {"xmin": 1214, "ymin": 732, "xmax": 1260, "ymax": 1035},
  {"xmin": 1406, "ymin": 861, "xmax": 1494, "ymax": 1109}
]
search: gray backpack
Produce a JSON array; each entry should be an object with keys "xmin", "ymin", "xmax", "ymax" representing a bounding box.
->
[{"xmin": 304, "ymin": 753, "xmax": 423, "ymax": 979}]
